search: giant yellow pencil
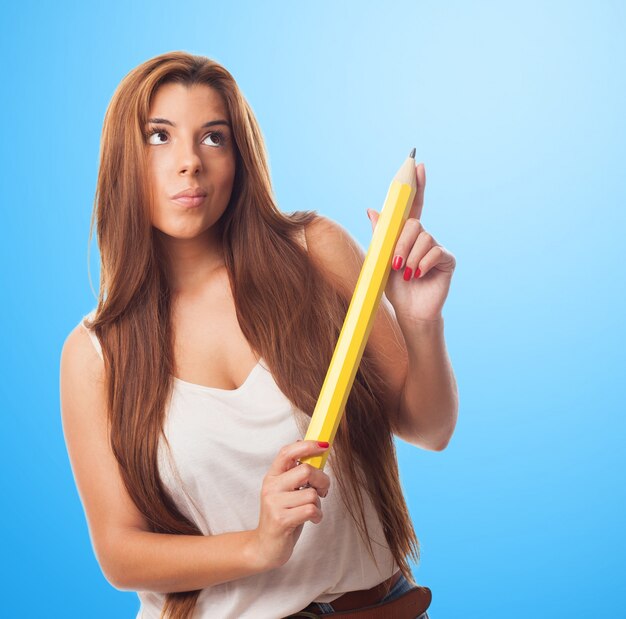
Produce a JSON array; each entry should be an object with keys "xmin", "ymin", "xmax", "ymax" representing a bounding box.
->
[{"xmin": 299, "ymin": 148, "xmax": 418, "ymax": 471}]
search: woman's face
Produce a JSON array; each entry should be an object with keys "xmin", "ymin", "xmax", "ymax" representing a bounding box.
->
[{"xmin": 145, "ymin": 82, "xmax": 236, "ymax": 241}]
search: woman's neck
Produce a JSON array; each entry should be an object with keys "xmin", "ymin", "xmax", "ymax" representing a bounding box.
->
[{"xmin": 156, "ymin": 227, "xmax": 225, "ymax": 296}]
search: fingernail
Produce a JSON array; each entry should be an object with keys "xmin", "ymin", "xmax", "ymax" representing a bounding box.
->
[
  {"xmin": 414, "ymin": 268, "xmax": 421, "ymax": 278},
  {"xmin": 392, "ymin": 255, "xmax": 403, "ymax": 270},
  {"xmin": 403, "ymin": 266, "xmax": 412, "ymax": 281},
  {"xmin": 318, "ymin": 441, "xmax": 329, "ymax": 448}
]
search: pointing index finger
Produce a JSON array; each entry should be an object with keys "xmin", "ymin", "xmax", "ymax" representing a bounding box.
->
[
  {"xmin": 268, "ymin": 440, "xmax": 329, "ymax": 477},
  {"xmin": 410, "ymin": 162, "xmax": 426, "ymax": 221}
]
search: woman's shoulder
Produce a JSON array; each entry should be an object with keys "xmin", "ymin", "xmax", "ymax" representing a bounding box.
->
[
  {"xmin": 60, "ymin": 318, "xmax": 106, "ymax": 415},
  {"xmin": 302, "ymin": 215, "xmax": 366, "ymax": 297},
  {"xmin": 62, "ymin": 310, "xmax": 104, "ymax": 370}
]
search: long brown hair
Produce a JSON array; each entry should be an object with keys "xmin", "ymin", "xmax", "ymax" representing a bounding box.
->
[{"xmin": 85, "ymin": 51, "xmax": 420, "ymax": 619}]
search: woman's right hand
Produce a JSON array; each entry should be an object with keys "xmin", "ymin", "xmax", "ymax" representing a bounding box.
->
[{"xmin": 252, "ymin": 440, "xmax": 332, "ymax": 570}]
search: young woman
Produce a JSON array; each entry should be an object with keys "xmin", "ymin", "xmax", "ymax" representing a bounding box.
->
[{"xmin": 60, "ymin": 51, "xmax": 458, "ymax": 619}]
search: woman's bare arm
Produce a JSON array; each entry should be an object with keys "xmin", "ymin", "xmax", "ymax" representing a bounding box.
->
[
  {"xmin": 102, "ymin": 527, "xmax": 263, "ymax": 592},
  {"xmin": 60, "ymin": 324, "xmax": 268, "ymax": 592}
]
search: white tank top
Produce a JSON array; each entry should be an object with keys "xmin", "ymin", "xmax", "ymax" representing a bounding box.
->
[{"xmin": 79, "ymin": 234, "xmax": 399, "ymax": 618}]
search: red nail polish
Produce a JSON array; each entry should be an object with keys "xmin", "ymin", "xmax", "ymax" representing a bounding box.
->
[
  {"xmin": 392, "ymin": 255, "xmax": 403, "ymax": 270},
  {"xmin": 318, "ymin": 441, "xmax": 329, "ymax": 448},
  {"xmin": 403, "ymin": 266, "xmax": 412, "ymax": 281},
  {"xmin": 414, "ymin": 268, "xmax": 421, "ymax": 278}
]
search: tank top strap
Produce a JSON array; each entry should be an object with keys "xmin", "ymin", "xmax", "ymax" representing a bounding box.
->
[{"xmin": 80, "ymin": 309, "xmax": 104, "ymax": 361}]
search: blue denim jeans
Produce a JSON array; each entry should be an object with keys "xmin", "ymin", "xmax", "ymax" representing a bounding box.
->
[{"xmin": 312, "ymin": 572, "xmax": 430, "ymax": 618}]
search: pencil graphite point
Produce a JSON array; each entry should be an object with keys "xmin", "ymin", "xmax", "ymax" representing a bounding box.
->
[{"xmin": 409, "ymin": 147, "xmax": 416, "ymax": 159}]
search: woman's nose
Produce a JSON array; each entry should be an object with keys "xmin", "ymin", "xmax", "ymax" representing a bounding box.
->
[{"xmin": 176, "ymin": 143, "xmax": 203, "ymax": 175}]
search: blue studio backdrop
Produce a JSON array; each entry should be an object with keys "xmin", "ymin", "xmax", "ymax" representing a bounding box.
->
[{"xmin": 1, "ymin": 1, "xmax": 624, "ymax": 617}]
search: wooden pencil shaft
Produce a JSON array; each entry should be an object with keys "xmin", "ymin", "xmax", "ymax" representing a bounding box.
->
[{"xmin": 300, "ymin": 153, "xmax": 418, "ymax": 470}]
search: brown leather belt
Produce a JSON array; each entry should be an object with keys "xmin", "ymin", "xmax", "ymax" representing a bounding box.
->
[
  {"xmin": 283, "ymin": 570, "xmax": 432, "ymax": 618},
  {"xmin": 321, "ymin": 570, "xmax": 402, "ymax": 611}
]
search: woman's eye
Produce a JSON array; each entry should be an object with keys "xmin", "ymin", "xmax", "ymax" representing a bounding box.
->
[
  {"xmin": 203, "ymin": 131, "xmax": 227, "ymax": 147},
  {"xmin": 145, "ymin": 128, "xmax": 227, "ymax": 148},
  {"xmin": 147, "ymin": 130, "xmax": 168, "ymax": 145}
]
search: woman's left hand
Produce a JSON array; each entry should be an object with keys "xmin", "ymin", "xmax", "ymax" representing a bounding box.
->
[{"xmin": 367, "ymin": 163, "xmax": 456, "ymax": 323}]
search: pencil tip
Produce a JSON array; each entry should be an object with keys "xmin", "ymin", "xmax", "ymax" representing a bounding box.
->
[{"xmin": 409, "ymin": 147, "xmax": 416, "ymax": 159}]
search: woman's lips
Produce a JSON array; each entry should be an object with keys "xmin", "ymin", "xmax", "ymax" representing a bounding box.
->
[{"xmin": 172, "ymin": 195, "xmax": 206, "ymax": 208}]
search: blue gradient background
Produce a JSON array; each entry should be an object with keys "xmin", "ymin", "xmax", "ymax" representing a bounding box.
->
[{"xmin": 1, "ymin": 1, "xmax": 624, "ymax": 617}]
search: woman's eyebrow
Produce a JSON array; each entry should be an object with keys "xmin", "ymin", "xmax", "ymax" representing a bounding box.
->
[{"xmin": 147, "ymin": 117, "xmax": 231, "ymax": 129}]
